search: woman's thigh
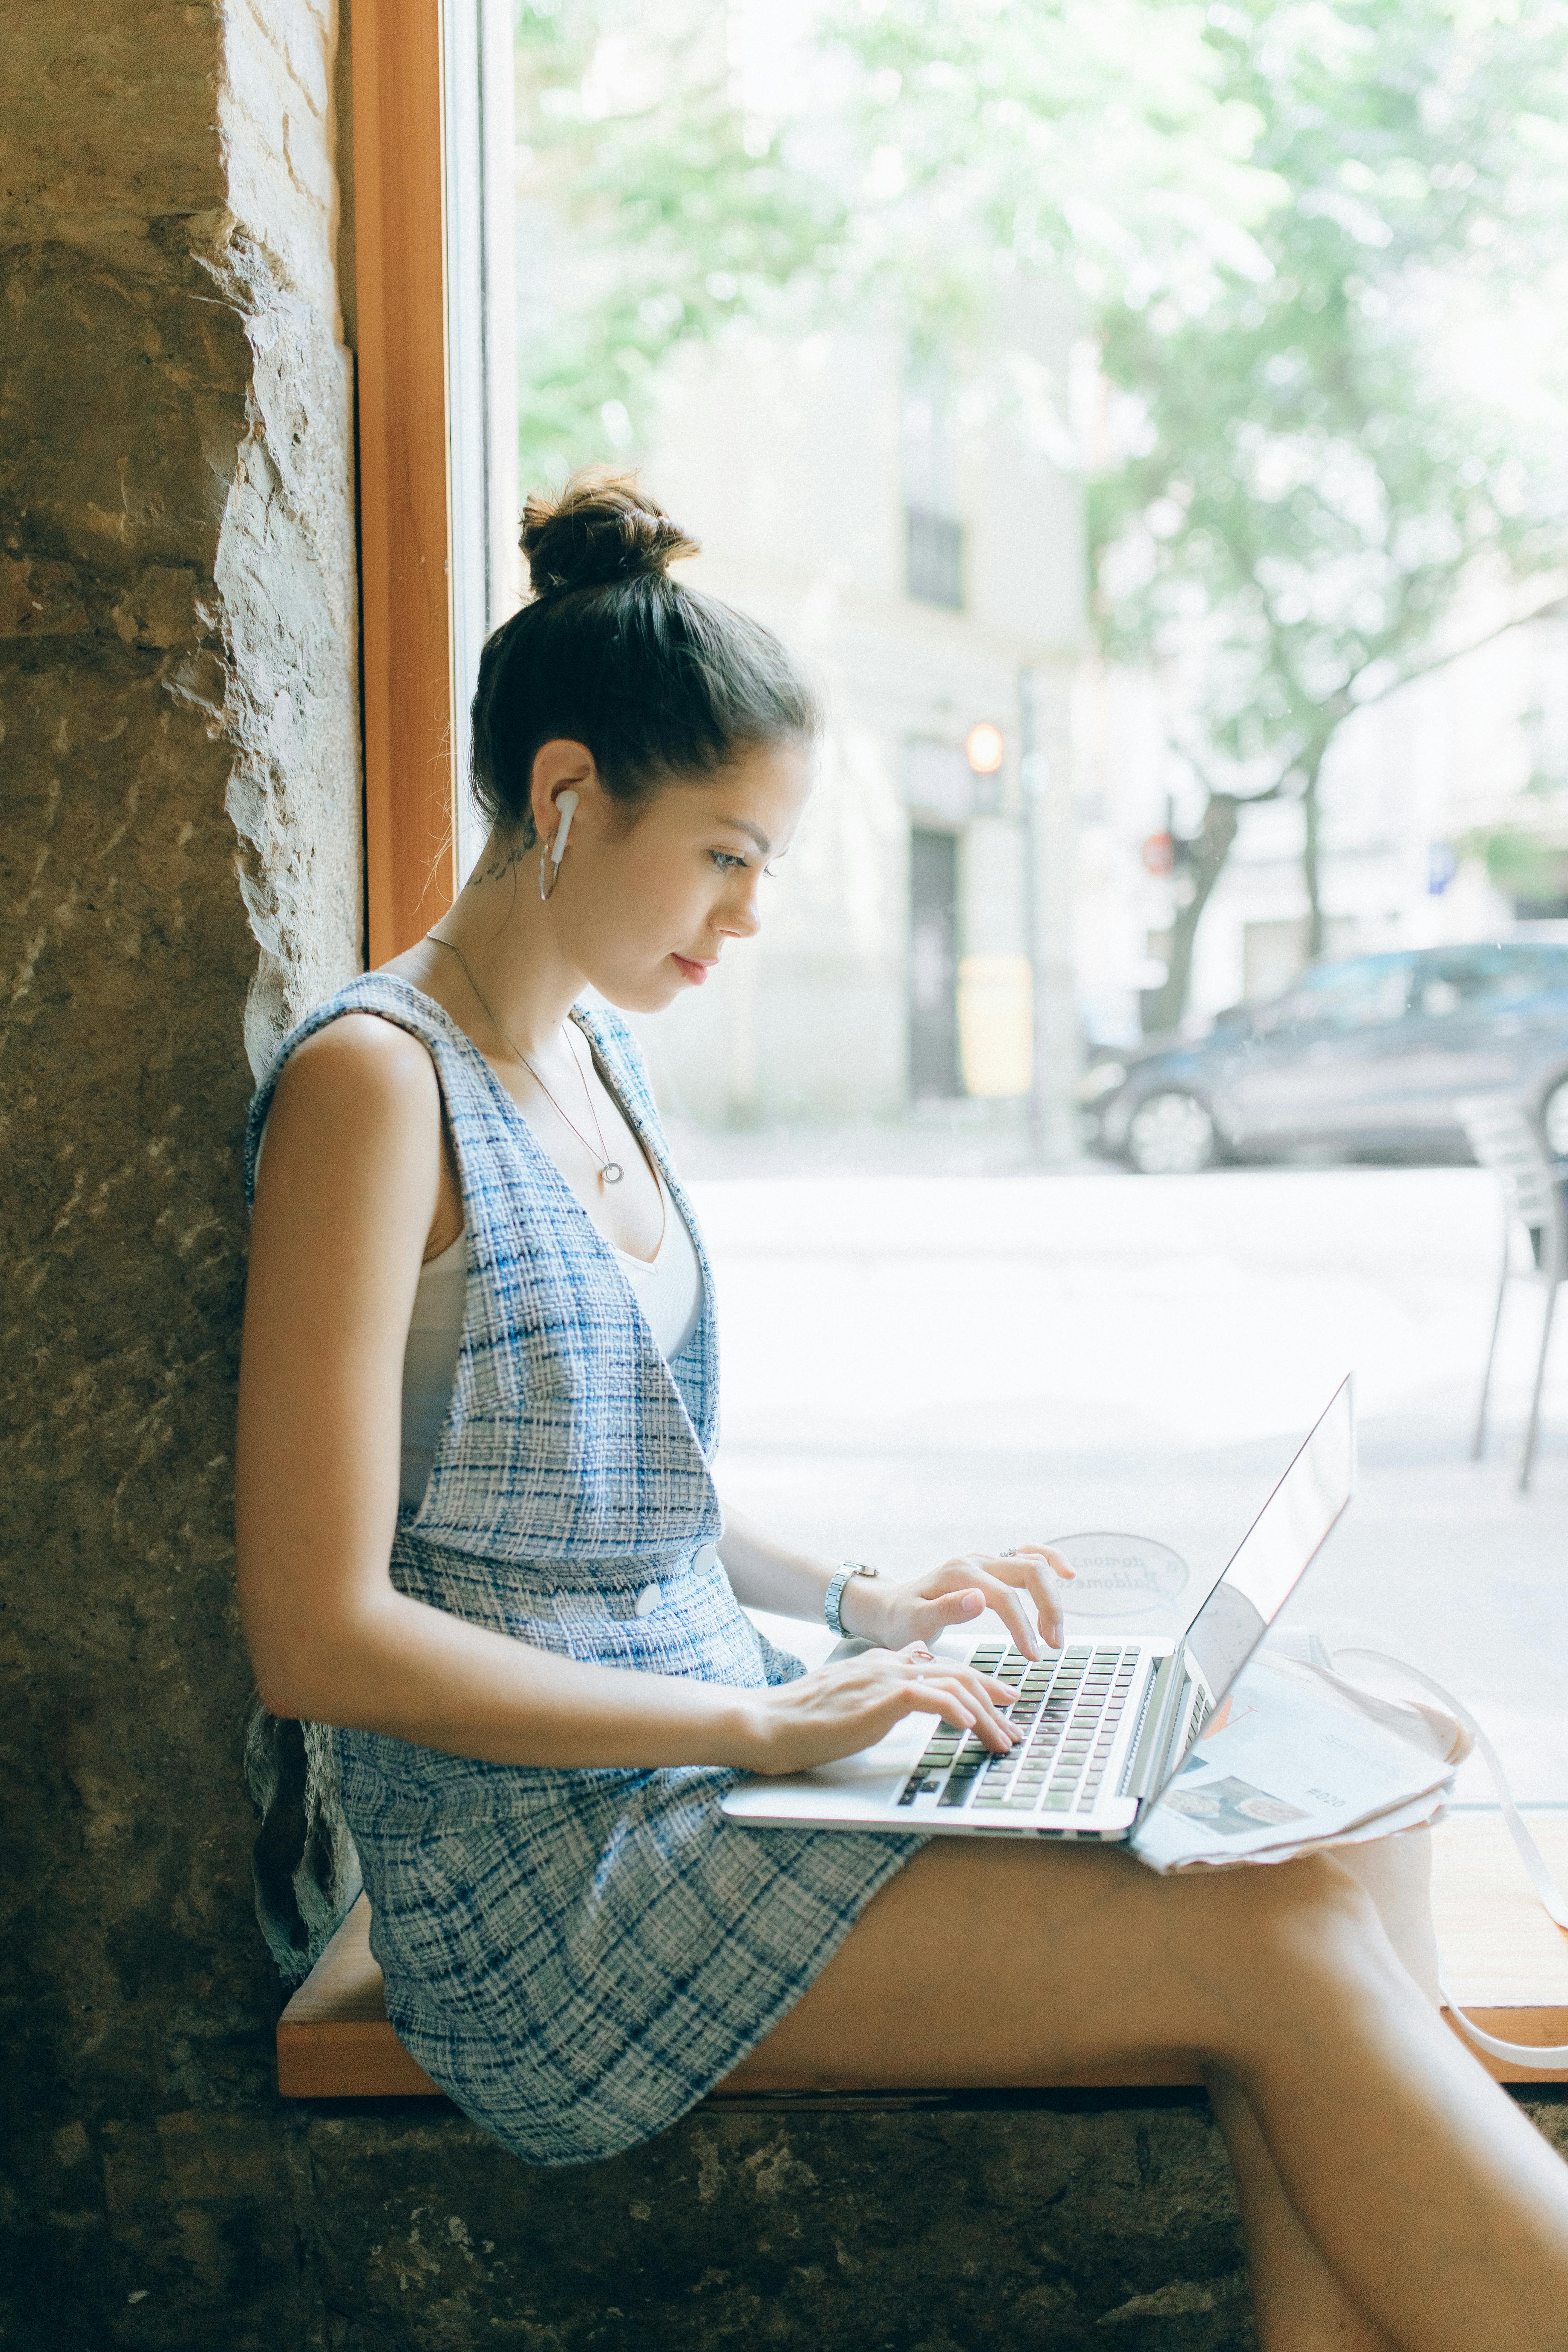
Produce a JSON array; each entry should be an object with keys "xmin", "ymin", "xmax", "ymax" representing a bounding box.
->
[{"xmin": 720, "ymin": 1835, "xmax": 1382, "ymax": 2093}]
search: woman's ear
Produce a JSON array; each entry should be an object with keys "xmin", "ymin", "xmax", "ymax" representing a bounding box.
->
[{"xmin": 529, "ymin": 740, "xmax": 598, "ymax": 847}]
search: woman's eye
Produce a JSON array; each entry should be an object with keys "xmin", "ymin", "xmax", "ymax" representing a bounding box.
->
[{"xmin": 709, "ymin": 850, "xmax": 748, "ymax": 873}]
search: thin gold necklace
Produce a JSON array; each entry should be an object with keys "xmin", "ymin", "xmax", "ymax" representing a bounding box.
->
[{"xmin": 426, "ymin": 936, "xmax": 625, "ymax": 1188}]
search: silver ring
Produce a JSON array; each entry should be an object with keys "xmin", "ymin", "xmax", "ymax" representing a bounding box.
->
[{"xmin": 999, "ymin": 1547, "xmax": 1018, "ymax": 1557}]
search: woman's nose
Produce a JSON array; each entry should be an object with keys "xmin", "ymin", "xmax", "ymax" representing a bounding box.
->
[{"xmin": 723, "ymin": 879, "xmax": 763, "ymax": 939}]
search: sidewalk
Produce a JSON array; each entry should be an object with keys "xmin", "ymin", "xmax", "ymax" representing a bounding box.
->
[{"xmin": 687, "ymin": 1163, "xmax": 1568, "ymax": 1803}]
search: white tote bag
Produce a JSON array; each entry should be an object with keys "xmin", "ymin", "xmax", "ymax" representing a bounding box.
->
[{"xmin": 1280, "ymin": 1635, "xmax": 1568, "ymax": 2071}]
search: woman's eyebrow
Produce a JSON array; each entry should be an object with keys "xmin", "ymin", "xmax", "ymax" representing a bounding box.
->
[{"xmin": 716, "ymin": 816, "xmax": 772, "ymax": 853}]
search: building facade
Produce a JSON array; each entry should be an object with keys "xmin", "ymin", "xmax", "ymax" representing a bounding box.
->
[{"xmin": 619, "ymin": 322, "xmax": 1087, "ymax": 1130}]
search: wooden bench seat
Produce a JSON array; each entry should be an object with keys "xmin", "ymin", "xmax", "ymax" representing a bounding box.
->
[{"xmin": 277, "ymin": 1814, "xmax": 1568, "ymax": 2099}]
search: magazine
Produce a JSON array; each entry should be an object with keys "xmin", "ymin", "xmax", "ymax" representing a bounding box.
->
[{"xmin": 1130, "ymin": 1637, "xmax": 1464, "ymax": 1875}]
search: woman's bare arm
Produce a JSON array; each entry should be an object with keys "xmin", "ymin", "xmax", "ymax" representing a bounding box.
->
[
  {"xmin": 715, "ymin": 1508, "xmax": 838, "ymax": 1624},
  {"xmin": 235, "ymin": 1019, "xmax": 1019, "ymax": 1769},
  {"xmin": 718, "ymin": 1503, "xmax": 1075, "ymax": 1656}
]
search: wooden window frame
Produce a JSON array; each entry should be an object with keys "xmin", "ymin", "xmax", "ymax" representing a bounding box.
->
[
  {"xmin": 351, "ymin": 0, "xmax": 456, "ymax": 963},
  {"xmin": 350, "ymin": 0, "xmax": 517, "ymax": 963}
]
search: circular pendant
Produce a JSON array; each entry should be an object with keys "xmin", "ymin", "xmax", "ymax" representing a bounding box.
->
[{"xmin": 601, "ymin": 1162, "xmax": 624, "ymax": 1185}]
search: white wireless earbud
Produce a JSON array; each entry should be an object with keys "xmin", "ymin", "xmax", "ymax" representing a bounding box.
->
[
  {"xmin": 551, "ymin": 790, "xmax": 579, "ymax": 869},
  {"xmin": 539, "ymin": 789, "xmax": 580, "ymax": 901}
]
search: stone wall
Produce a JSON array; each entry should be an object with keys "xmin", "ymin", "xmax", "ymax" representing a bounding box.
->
[
  {"xmin": 0, "ymin": 0, "xmax": 361, "ymax": 2338},
  {"xmin": 91, "ymin": 2096, "xmax": 1262, "ymax": 2351}
]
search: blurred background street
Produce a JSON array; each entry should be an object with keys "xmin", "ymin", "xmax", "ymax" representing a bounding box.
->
[
  {"xmin": 690, "ymin": 1161, "xmax": 1568, "ymax": 1803},
  {"xmin": 488, "ymin": 4, "xmax": 1568, "ymax": 1812}
]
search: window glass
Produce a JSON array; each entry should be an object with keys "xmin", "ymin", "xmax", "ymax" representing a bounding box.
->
[
  {"xmin": 1272, "ymin": 958, "xmax": 1413, "ymax": 1032},
  {"xmin": 1417, "ymin": 947, "xmax": 1568, "ymax": 1016},
  {"xmin": 459, "ymin": 2, "xmax": 1568, "ymax": 1814}
]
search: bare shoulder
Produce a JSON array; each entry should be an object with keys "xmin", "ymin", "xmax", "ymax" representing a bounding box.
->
[
  {"xmin": 246, "ymin": 1006, "xmax": 458, "ymax": 1366},
  {"xmin": 274, "ymin": 1012, "xmax": 440, "ymax": 1121},
  {"xmin": 260, "ymin": 1014, "xmax": 445, "ymax": 1202}
]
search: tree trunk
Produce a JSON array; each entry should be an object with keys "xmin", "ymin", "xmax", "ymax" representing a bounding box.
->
[
  {"xmin": 1019, "ymin": 666, "xmax": 1080, "ymax": 1163},
  {"xmin": 1141, "ymin": 793, "xmax": 1239, "ymax": 1035},
  {"xmin": 1302, "ymin": 759, "xmax": 1326, "ymax": 960}
]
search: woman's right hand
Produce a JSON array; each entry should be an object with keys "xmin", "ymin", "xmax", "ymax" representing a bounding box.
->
[{"xmin": 741, "ymin": 1643, "xmax": 1020, "ymax": 1777}]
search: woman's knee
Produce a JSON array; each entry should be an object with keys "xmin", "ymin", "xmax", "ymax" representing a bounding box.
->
[
  {"xmin": 1167, "ymin": 1852, "xmax": 1402, "ymax": 2046},
  {"xmin": 1242, "ymin": 1848, "xmax": 1381, "ymax": 1931},
  {"xmin": 1224, "ymin": 1851, "xmax": 1394, "ymax": 1968}
]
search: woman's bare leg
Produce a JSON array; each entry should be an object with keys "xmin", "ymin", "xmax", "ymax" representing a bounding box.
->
[
  {"xmin": 1205, "ymin": 2065, "xmax": 1396, "ymax": 2350},
  {"xmin": 722, "ymin": 1839, "xmax": 1568, "ymax": 2352},
  {"xmin": 1206, "ymin": 1833, "xmax": 1432, "ymax": 2350}
]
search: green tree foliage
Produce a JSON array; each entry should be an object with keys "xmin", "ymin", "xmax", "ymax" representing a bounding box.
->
[
  {"xmin": 1090, "ymin": 0, "xmax": 1568, "ymax": 1027},
  {"xmin": 512, "ymin": 0, "xmax": 1266, "ymax": 478},
  {"xmin": 515, "ymin": 0, "xmax": 1568, "ymax": 1026},
  {"xmin": 821, "ymin": 0, "xmax": 1275, "ymax": 317},
  {"xmin": 514, "ymin": 0, "xmax": 845, "ymax": 484}
]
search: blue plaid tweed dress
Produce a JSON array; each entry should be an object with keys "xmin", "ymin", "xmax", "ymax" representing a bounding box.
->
[{"xmin": 247, "ymin": 973, "xmax": 922, "ymax": 2166}]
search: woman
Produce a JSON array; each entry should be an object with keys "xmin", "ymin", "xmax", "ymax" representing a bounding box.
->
[{"xmin": 237, "ymin": 468, "xmax": 1568, "ymax": 2350}]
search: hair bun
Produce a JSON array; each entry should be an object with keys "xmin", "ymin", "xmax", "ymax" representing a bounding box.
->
[{"xmin": 521, "ymin": 466, "xmax": 700, "ymax": 599}]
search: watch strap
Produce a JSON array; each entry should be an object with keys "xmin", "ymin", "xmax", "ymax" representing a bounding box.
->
[{"xmin": 824, "ymin": 1560, "xmax": 879, "ymax": 1640}]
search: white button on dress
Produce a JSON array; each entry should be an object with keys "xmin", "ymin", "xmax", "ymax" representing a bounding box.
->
[{"xmin": 634, "ymin": 1583, "xmax": 661, "ymax": 1617}]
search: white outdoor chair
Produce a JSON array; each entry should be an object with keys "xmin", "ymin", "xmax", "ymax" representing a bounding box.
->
[{"xmin": 1460, "ymin": 1094, "xmax": 1568, "ymax": 1493}]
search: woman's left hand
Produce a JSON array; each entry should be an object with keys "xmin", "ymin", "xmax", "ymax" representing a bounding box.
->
[{"xmin": 839, "ymin": 1545, "xmax": 1076, "ymax": 1660}]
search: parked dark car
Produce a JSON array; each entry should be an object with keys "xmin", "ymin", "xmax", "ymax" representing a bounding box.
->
[{"xmin": 1080, "ymin": 943, "xmax": 1568, "ymax": 1175}]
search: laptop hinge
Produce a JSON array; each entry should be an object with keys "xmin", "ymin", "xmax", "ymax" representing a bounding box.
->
[{"xmin": 1124, "ymin": 1650, "xmax": 1187, "ymax": 1801}]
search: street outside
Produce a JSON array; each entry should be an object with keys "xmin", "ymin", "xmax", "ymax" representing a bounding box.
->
[{"xmin": 685, "ymin": 1159, "xmax": 1568, "ymax": 1805}]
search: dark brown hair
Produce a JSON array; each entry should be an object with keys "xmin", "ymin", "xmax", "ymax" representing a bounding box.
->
[{"xmin": 470, "ymin": 466, "xmax": 818, "ymax": 844}]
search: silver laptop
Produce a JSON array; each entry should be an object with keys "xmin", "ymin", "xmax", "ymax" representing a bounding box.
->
[{"xmin": 722, "ymin": 1376, "xmax": 1355, "ymax": 1850}]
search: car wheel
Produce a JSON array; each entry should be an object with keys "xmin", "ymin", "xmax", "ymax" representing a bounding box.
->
[
  {"xmin": 1125, "ymin": 1089, "xmax": 1219, "ymax": 1176},
  {"xmin": 1543, "ymin": 1078, "xmax": 1568, "ymax": 1160}
]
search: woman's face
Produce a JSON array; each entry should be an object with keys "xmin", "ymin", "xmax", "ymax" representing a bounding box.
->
[{"xmin": 547, "ymin": 737, "xmax": 815, "ymax": 1015}]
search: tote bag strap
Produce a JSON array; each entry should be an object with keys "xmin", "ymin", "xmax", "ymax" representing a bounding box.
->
[{"xmin": 1337, "ymin": 1648, "xmax": 1568, "ymax": 2069}]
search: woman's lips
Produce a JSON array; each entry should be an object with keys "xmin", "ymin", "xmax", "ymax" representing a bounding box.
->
[{"xmin": 672, "ymin": 954, "xmax": 715, "ymax": 985}]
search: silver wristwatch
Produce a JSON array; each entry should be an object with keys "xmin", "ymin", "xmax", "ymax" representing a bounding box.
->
[{"xmin": 824, "ymin": 1560, "xmax": 880, "ymax": 1640}]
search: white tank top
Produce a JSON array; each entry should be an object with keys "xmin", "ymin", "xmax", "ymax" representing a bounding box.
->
[{"xmin": 398, "ymin": 1171, "xmax": 703, "ymax": 1509}]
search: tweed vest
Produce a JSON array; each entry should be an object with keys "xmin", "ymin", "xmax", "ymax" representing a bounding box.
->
[{"xmin": 244, "ymin": 973, "xmax": 723, "ymax": 1588}]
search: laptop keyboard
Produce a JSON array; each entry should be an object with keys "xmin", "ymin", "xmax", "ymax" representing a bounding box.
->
[{"xmin": 895, "ymin": 1643, "xmax": 1138, "ymax": 1818}]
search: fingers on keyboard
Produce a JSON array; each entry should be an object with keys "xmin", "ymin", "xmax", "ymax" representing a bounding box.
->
[{"xmin": 899, "ymin": 1648, "xmax": 1137, "ymax": 1812}]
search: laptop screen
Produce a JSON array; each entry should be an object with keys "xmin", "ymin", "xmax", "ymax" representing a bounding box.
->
[{"xmin": 1179, "ymin": 1376, "xmax": 1356, "ymax": 1719}]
